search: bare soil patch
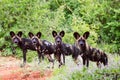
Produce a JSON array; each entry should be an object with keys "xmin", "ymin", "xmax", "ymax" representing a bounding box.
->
[{"xmin": 0, "ymin": 56, "xmax": 52, "ymax": 80}]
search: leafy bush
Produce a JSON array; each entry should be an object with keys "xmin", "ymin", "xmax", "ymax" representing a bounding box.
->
[{"xmin": 0, "ymin": 0, "xmax": 119, "ymax": 56}]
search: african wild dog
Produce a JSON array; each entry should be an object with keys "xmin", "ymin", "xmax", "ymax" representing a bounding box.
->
[
  {"xmin": 52, "ymin": 30, "xmax": 65, "ymax": 67},
  {"xmin": 28, "ymin": 32, "xmax": 55, "ymax": 68},
  {"xmin": 52, "ymin": 30, "xmax": 82, "ymax": 67},
  {"xmin": 10, "ymin": 31, "xmax": 43, "ymax": 67},
  {"xmin": 73, "ymin": 31, "xmax": 108, "ymax": 67}
]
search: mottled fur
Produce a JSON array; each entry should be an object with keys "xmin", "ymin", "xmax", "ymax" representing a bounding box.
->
[
  {"xmin": 73, "ymin": 31, "xmax": 108, "ymax": 67},
  {"xmin": 52, "ymin": 30, "xmax": 81, "ymax": 67},
  {"xmin": 28, "ymin": 32, "xmax": 55, "ymax": 68},
  {"xmin": 10, "ymin": 31, "xmax": 42, "ymax": 67}
]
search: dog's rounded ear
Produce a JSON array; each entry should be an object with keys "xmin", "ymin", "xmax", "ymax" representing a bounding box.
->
[
  {"xmin": 17, "ymin": 31, "xmax": 22, "ymax": 37},
  {"xmin": 10, "ymin": 31, "xmax": 15, "ymax": 38},
  {"xmin": 73, "ymin": 32, "xmax": 80, "ymax": 39},
  {"xmin": 36, "ymin": 32, "xmax": 41, "ymax": 38},
  {"xmin": 83, "ymin": 31, "xmax": 90, "ymax": 39},
  {"xmin": 59, "ymin": 30, "xmax": 65, "ymax": 37},
  {"xmin": 28, "ymin": 32, "xmax": 34, "ymax": 38},
  {"xmin": 52, "ymin": 31, "xmax": 57, "ymax": 37}
]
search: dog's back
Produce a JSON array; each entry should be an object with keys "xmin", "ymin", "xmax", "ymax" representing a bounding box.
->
[
  {"xmin": 20, "ymin": 38, "xmax": 36, "ymax": 50},
  {"xmin": 42, "ymin": 40, "xmax": 55, "ymax": 54}
]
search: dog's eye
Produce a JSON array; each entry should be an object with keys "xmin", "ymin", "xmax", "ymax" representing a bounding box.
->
[
  {"xmin": 79, "ymin": 39, "xmax": 85, "ymax": 42},
  {"xmin": 82, "ymin": 40, "xmax": 85, "ymax": 43},
  {"xmin": 13, "ymin": 37, "xmax": 19, "ymax": 40}
]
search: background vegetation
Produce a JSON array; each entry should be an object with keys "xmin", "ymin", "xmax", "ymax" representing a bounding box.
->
[
  {"xmin": 0, "ymin": 0, "xmax": 120, "ymax": 55},
  {"xmin": 0, "ymin": 0, "xmax": 120, "ymax": 79}
]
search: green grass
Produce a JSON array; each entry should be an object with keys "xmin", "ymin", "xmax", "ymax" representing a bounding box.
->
[{"xmin": 49, "ymin": 54, "xmax": 120, "ymax": 80}]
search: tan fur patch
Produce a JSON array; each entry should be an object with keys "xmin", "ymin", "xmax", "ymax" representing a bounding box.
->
[
  {"xmin": 12, "ymin": 35, "xmax": 22, "ymax": 42},
  {"xmin": 25, "ymin": 42, "xmax": 28, "ymax": 45}
]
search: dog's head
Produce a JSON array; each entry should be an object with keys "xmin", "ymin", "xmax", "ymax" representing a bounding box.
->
[
  {"xmin": 10, "ymin": 31, "xmax": 23, "ymax": 44},
  {"xmin": 28, "ymin": 32, "xmax": 41, "ymax": 45},
  {"xmin": 52, "ymin": 30, "xmax": 65, "ymax": 46},
  {"xmin": 73, "ymin": 31, "xmax": 90, "ymax": 50}
]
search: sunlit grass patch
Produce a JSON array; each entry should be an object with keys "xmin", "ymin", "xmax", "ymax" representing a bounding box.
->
[
  {"xmin": 49, "ymin": 54, "xmax": 120, "ymax": 80},
  {"xmin": 67, "ymin": 54, "xmax": 120, "ymax": 80}
]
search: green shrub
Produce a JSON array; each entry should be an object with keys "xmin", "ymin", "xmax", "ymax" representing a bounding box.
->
[{"xmin": 0, "ymin": 0, "xmax": 119, "ymax": 57}]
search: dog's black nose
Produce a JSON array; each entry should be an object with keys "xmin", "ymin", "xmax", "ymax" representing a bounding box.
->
[
  {"xmin": 33, "ymin": 41, "xmax": 36, "ymax": 43},
  {"xmin": 14, "ymin": 41, "xmax": 18, "ymax": 43},
  {"xmin": 80, "ymin": 43, "xmax": 84, "ymax": 46},
  {"xmin": 57, "ymin": 41, "xmax": 61, "ymax": 44},
  {"xmin": 32, "ymin": 39, "xmax": 36, "ymax": 44},
  {"xmin": 79, "ymin": 41, "xmax": 84, "ymax": 46},
  {"xmin": 57, "ymin": 41, "xmax": 60, "ymax": 43},
  {"xmin": 14, "ymin": 39, "xmax": 18, "ymax": 44}
]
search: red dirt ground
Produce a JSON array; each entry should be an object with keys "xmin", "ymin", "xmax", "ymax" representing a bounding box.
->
[{"xmin": 0, "ymin": 56, "xmax": 52, "ymax": 80}]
